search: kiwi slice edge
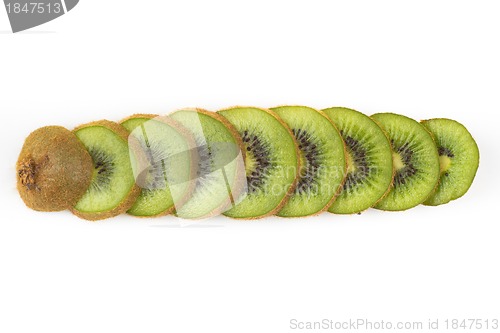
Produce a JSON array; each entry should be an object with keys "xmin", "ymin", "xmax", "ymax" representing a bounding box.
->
[
  {"xmin": 371, "ymin": 112, "xmax": 440, "ymax": 211},
  {"xmin": 121, "ymin": 113, "xmax": 200, "ymax": 218},
  {"xmin": 169, "ymin": 108, "xmax": 247, "ymax": 219},
  {"xmin": 324, "ymin": 107, "xmax": 395, "ymax": 214},
  {"xmin": 217, "ymin": 106, "xmax": 301, "ymax": 219},
  {"xmin": 121, "ymin": 114, "xmax": 174, "ymax": 218},
  {"xmin": 270, "ymin": 105, "xmax": 347, "ymax": 217},
  {"xmin": 421, "ymin": 118, "xmax": 479, "ymax": 206},
  {"xmin": 70, "ymin": 120, "xmax": 141, "ymax": 221}
]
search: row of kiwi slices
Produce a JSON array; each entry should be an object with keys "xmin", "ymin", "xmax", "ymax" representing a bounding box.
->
[{"xmin": 16, "ymin": 106, "xmax": 479, "ymax": 220}]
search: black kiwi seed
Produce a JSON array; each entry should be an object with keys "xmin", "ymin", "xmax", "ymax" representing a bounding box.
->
[
  {"xmin": 340, "ymin": 130, "xmax": 371, "ymax": 192},
  {"xmin": 391, "ymin": 140, "xmax": 417, "ymax": 187},
  {"xmin": 195, "ymin": 142, "xmax": 213, "ymax": 188},
  {"xmin": 438, "ymin": 146, "xmax": 455, "ymax": 158},
  {"xmin": 88, "ymin": 147, "xmax": 115, "ymax": 192},
  {"xmin": 292, "ymin": 128, "xmax": 321, "ymax": 194},
  {"xmin": 241, "ymin": 130, "xmax": 273, "ymax": 193},
  {"xmin": 137, "ymin": 140, "xmax": 168, "ymax": 192},
  {"xmin": 437, "ymin": 147, "xmax": 453, "ymax": 178}
]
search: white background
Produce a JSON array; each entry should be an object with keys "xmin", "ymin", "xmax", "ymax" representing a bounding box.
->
[{"xmin": 1, "ymin": 1, "xmax": 499, "ymax": 332}]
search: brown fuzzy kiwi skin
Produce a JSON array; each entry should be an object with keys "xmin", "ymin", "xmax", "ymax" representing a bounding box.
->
[
  {"xmin": 172, "ymin": 108, "xmax": 247, "ymax": 219},
  {"xmin": 119, "ymin": 113, "xmax": 199, "ymax": 218},
  {"xmin": 216, "ymin": 106, "xmax": 301, "ymax": 220},
  {"xmin": 69, "ymin": 120, "xmax": 141, "ymax": 221},
  {"xmin": 16, "ymin": 126, "xmax": 93, "ymax": 212},
  {"xmin": 270, "ymin": 105, "xmax": 348, "ymax": 218}
]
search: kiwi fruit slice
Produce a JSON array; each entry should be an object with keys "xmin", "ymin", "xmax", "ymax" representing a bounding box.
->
[
  {"xmin": 70, "ymin": 120, "xmax": 141, "ymax": 220},
  {"xmin": 121, "ymin": 114, "xmax": 197, "ymax": 217},
  {"xmin": 371, "ymin": 113, "xmax": 440, "ymax": 211},
  {"xmin": 16, "ymin": 126, "xmax": 93, "ymax": 212},
  {"xmin": 269, "ymin": 106, "xmax": 346, "ymax": 217},
  {"xmin": 421, "ymin": 118, "xmax": 479, "ymax": 206},
  {"xmin": 323, "ymin": 107, "xmax": 394, "ymax": 214},
  {"xmin": 169, "ymin": 108, "xmax": 246, "ymax": 219},
  {"xmin": 217, "ymin": 106, "xmax": 300, "ymax": 219}
]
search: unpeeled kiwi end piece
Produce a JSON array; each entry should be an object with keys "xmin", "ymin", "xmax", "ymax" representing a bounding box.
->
[{"xmin": 16, "ymin": 126, "xmax": 93, "ymax": 212}]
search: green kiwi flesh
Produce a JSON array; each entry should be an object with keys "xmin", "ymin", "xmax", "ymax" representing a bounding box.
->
[
  {"xmin": 371, "ymin": 113, "xmax": 440, "ymax": 211},
  {"xmin": 270, "ymin": 106, "xmax": 346, "ymax": 217},
  {"xmin": 169, "ymin": 109, "xmax": 246, "ymax": 219},
  {"xmin": 323, "ymin": 107, "xmax": 393, "ymax": 214},
  {"xmin": 16, "ymin": 126, "xmax": 93, "ymax": 212},
  {"xmin": 217, "ymin": 107, "xmax": 299, "ymax": 219},
  {"xmin": 421, "ymin": 118, "xmax": 479, "ymax": 206},
  {"xmin": 122, "ymin": 115, "xmax": 196, "ymax": 217},
  {"xmin": 71, "ymin": 120, "xmax": 140, "ymax": 220}
]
